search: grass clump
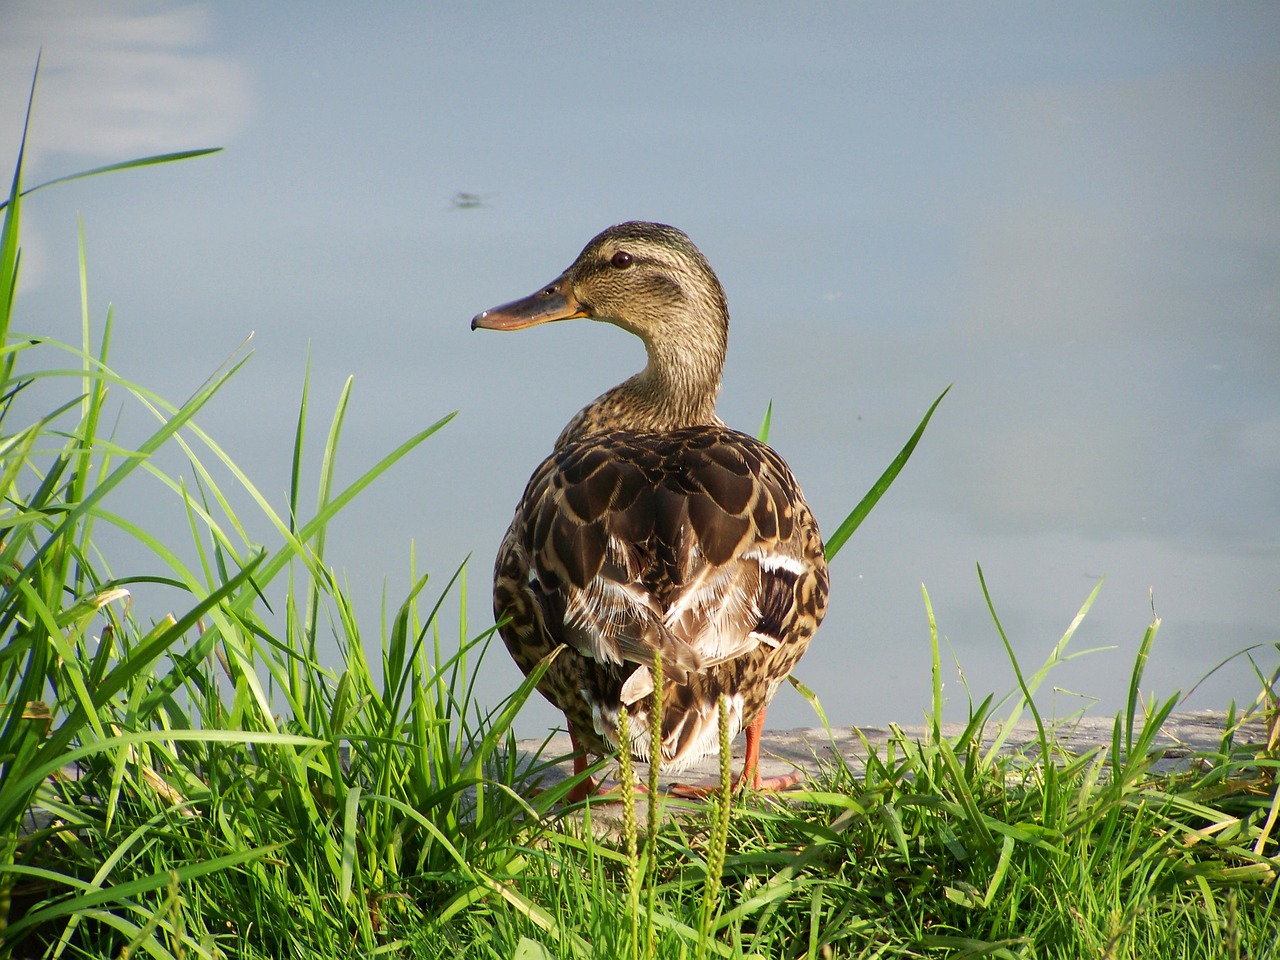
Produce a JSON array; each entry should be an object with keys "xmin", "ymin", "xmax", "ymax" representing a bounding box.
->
[
  {"xmin": 450, "ymin": 589, "xmax": 1277, "ymax": 960},
  {"xmin": 0, "ymin": 69, "xmax": 554, "ymax": 958}
]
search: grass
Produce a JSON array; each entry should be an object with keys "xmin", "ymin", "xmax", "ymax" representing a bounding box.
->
[
  {"xmin": 2, "ymin": 71, "xmax": 1278, "ymax": 958},
  {"xmin": 433, "ymin": 589, "xmax": 1278, "ymax": 960}
]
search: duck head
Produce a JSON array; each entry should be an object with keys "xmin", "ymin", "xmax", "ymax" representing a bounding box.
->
[{"xmin": 472, "ymin": 221, "xmax": 728, "ymax": 353}]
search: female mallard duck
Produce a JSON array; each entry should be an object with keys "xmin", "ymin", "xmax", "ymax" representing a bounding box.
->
[{"xmin": 472, "ymin": 222, "xmax": 829, "ymax": 800}]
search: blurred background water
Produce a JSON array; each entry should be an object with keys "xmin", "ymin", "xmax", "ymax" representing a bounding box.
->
[{"xmin": 3, "ymin": 1, "xmax": 1278, "ymax": 733}]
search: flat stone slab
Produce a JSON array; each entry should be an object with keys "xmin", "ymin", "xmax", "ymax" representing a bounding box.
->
[{"xmin": 512, "ymin": 709, "xmax": 1275, "ymax": 798}]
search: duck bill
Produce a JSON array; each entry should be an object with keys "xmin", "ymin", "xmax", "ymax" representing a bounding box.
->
[{"xmin": 471, "ymin": 275, "xmax": 590, "ymax": 331}]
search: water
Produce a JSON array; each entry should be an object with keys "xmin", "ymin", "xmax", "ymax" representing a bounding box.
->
[{"xmin": 3, "ymin": 2, "xmax": 1277, "ymax": 733}]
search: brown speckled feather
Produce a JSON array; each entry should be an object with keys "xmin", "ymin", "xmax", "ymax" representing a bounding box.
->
[
  {"xmin": 474, "ymin": 221, "xmax": 829, "ymax": 775},
  {"xmin": 495, "ymin": 426, "xmax": 828, "ymax": 765}
]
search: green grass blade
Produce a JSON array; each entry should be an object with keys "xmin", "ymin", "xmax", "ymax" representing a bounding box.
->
[
  {"xmin": 976, "ymin": 563, "xmax": 1047, "ymax": 759},
  {"xmin": 340, "ymin": 783, "xmax": 362, "ymax": 905},
  {"xmin": 924, "ymin": 582, "xmax": 943, "ymax": 740},
  {"xmin": 289, "ymin": 348, "xmax": 311, "ymax": 535},
  {"xmin": 0, "ymin": 149, "xmax": 223, "ymax": 215},
  {"xmin": 1126, "ymin": 609, "xmax": 1162, "ymax": 754},
  {"xmin": 825, "ymin": 384, "xmax": 949, "ymax": 562},
  {"xmin": 757, "ymin": 399, "xmax": 773, "ymax": 443},
  {"xmin": 0, "ymin": 56, "xmax": 38, "ymax": 367}
]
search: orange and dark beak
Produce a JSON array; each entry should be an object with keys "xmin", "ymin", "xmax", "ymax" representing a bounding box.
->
[{"xmin": 471, "ymin": 274, "xmax": 590, "ymax": 331}]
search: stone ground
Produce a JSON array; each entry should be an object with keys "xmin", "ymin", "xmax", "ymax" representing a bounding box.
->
[{"xmin": 512, "ymin": 709, "xmax": 1275, "ymax": 799}]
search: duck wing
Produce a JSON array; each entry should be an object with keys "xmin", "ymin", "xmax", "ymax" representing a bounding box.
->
[{"xmin": 495, "ymin": 425, "xmax": 828, "ymax": 762}]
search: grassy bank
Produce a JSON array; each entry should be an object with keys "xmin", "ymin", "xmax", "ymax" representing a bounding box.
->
[{"xmin": 2, "ymin": 84, "xmax": 1277, "ymax": 959}]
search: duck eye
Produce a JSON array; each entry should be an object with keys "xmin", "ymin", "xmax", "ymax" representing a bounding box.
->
[{"xmin": 610, "ymin": 251, "xmax": 633, "ymax": 269}]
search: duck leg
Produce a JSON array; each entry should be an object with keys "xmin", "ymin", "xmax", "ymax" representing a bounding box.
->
[
  {"xmin": 565, "ymin": 730, "xmax": 600, "ymax": 803},
  {"xmin": 564, "ymin": 730, "xmax": 651, "ymax": 803},
  {"xmin": 670, "ymin": 710, "xmax": 804, "ymax": 797},
  {"xmin": 739, "ymin": 711, "xmax": 803, "ymax": 792}
]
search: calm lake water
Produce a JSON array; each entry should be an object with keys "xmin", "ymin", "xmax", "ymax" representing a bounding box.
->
[{"xmin": 4, "ymin": 3, "xmax": 1278, "ymax": 733}]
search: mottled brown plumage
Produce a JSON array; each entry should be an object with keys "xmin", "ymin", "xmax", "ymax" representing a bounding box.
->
[{"xmin": 472, "ymin": 222, "xmax": 829, "ymax": 797}]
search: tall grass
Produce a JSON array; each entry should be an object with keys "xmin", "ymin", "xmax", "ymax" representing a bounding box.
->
[
  {"xmin": 0, "ymin": 69, "xmax": 556, "ymax": 958},
  {"xmin": 443, "ymin": 583, "xmax": 1277, "ymax": 960}
]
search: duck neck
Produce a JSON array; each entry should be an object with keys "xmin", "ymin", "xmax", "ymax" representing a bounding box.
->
[
  {"xmin": 556, "ymin": 315, "xmax": 728, "ymax": 446},
  {"xmin": 630, "ymin": 327, "xmax": 725, "ymax": 426}
]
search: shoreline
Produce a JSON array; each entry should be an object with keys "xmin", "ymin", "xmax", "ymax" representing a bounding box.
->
[{"xmin": 513, "ymin": 708, "xmax": 1275, "ymax": 795}]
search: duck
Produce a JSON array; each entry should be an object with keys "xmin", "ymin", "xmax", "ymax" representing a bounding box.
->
[{"xmin": 472, "ymin": 221, "xmax": 829, "ymax": 801}]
